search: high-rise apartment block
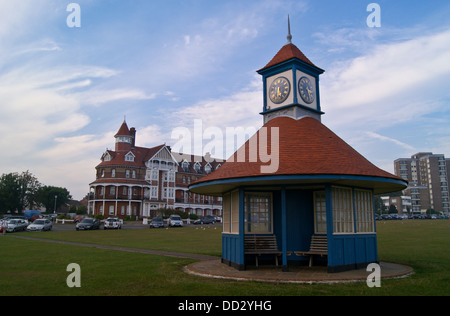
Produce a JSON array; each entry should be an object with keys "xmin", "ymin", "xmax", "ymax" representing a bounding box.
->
[{"xmin": 394, "ymin": 152, "xmax": 450, "ymax": 214}]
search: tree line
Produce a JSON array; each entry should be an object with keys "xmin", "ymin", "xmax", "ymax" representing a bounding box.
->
[{"xmin": 0, "ymin": 171, "xmax": 71, "ymax": 215}]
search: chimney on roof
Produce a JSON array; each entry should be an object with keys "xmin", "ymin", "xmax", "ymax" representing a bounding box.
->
[{"xmin": 130, "ymin": 127, "xmax": 136, "ymax": 148}]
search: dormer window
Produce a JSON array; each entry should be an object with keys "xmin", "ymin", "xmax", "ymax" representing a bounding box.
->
[
  {"xmin": 103, "ymin": 152, "xmax": 112, "ymax": 162},
  {"xmin": 125, "ymin": 152, "xmax": 135, "ymax": 162},
  {"xmin": 205, "ymin": 164, "xmax": 212, "ymax": 174},
  {"xmin": 182, "ymin": 160, "xmax": 189, "ymax": 172},
  {"xmin": 194, "ymin": 162, "xmax": 201, "ymax": 173}
]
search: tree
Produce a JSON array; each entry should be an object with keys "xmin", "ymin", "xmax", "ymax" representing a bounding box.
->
[
  {"xmin": 0, "ymin": 171, "xmax": 42, "ymax": 214},
  {"xmin": 0, "ymin": 173, "xmax": 21, "ymax": 214},
  {"xmin": 35, "ymin": 186, "xmax": 72, "ymax": 213},
  {"xmin": 388, "ymin": 204, "xmax": 398, "ymax": 214},
  {"xmin": 374, "ymin": 196, "xmax": 385, "ymax": 214},
  {"xmin": 17, "ymin": 171, "xmax": 41, "ymax": 211}
]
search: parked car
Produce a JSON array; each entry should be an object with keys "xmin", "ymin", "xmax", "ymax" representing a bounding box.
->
[
  {"xmin": 168, "ymin": 215, "xmax": 183, "ymax": 227},
  {"xmin": 193, "ymin": 215, "xmax": 216, "ymax": 225},
  {"xmin": 149, "ymin": 217, "xmax": 165, "ymax": 228},
  {"xmin": 8, "ymin": 216, "xmax": 29, "ymax": 223},
  {"xmin": 27, "ymin": 219, "xmax": 53, "ymax": 232},
  {"xmin": 104, "ymin": 217, "xmax": 122, "ymax": 230},
  {"xmin": 76, "ymin": 218, "xmax": 100, "ymax": 230},
  {"xmin": 6, "ymin": 219, "xmax": 28, "ymax": 232}
]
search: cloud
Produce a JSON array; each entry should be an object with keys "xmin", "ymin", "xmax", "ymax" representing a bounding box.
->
[
  {"xmin": 75, "ymin": 88, "xmax": 156, "ymax": 106},
  {"xmin": 153, "ymin": 9, "xmax": 264, "ymax": 82},
  {"xmin": 322, "ymin": 28, "xmax": 450, "ymax": 129},
  {"xmin": 318, "ymin": 27, "xmax": 450, "ymax": 173},
  {"xmin": 171, "ymin": 76, "xmax": 262, "ymax": 130},
  {"xmin": 365, "ymin": 132, "xmax": 415, "ymax": 151}
]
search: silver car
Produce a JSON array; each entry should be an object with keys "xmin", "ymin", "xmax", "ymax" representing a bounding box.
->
[
  {"xmin": 6, "ymin": 219, "xmax": 28, "ymax": 232},
  {"xmin": 168, "ymin": 215, "xmax": 183, "ymax": 227},
  {"xmin": 27, "ymin": 219, "xmax": 53, "ymax": 232}
]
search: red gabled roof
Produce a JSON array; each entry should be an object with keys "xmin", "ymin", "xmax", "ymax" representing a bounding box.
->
[
  {"xmin": 258, "ymin": 43, "xmax": 323, "ymax": 72},
  {"xmin": 190, "ymin": 116, "xmax": 407, "ymax": 194},
  {"xmin": 96, "ymin": 144, "xmax": 166, "ymax": 169}
]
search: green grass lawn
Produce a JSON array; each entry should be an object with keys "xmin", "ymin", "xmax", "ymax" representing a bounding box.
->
[{"xmin": 0, "ymin": 220, "xmax": 449, "ymax": 296}]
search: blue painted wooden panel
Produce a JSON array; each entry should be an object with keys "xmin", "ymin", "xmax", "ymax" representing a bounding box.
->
[
  {"xmin": 222, "ymin": 234, "xmax": 243, "ymax": 265},
  {"xmin": 328, "ymin": 234, "xmax": 378, "ymax": 268}
]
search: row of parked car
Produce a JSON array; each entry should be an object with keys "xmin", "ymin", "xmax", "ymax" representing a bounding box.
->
[
  {"xmin": 376, "ymin": 213, "xmax": 449, "ymax": 220},
  {"xmin": 1, "ymin": 216, "xmax": 53, "ymax": 233},
  {"xmin": 75, "ymin": 217, "xmax": 123, "ymax": 230},
  {"xmin": 149, "ymin": 215, "xmax": 219, "ymax": 228}
]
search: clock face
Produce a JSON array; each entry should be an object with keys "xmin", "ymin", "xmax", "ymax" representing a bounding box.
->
[
  {"xmin": 298, "ymin": 76, "xmax": 315, "ymax": 104},
  {"xmin": 269, "ymin": 77, "xmax": 291, "ymax": 104}
]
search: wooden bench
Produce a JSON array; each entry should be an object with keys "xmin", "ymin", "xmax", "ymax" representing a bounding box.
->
[
  {"xmin": 244, "ymin": 235, "xmax": 282, "ymax": 268},
  {"xmin": 295, "ymin": 235, "xmax": 328, "ymax": 267}
]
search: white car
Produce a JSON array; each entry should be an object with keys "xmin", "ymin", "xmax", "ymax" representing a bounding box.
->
[
  {"xmin": 104, "ymin": 218, "xmax": 122, "ymax": 230},
  {"xmin": 27, "ymin": 219, "xmax": 52, "ymax": 232},
  {"xmin": 168, "ymin": 215, "xmax": 183, "ymax": 227}
]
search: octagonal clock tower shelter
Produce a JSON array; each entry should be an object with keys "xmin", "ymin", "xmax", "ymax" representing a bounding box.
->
[{"xmin": 190, "ymin": 24, "xmax": 407, "ymax": 273}]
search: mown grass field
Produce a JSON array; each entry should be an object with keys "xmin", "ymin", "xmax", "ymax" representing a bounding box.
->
[{"xmin": 0, "ymin": 220, "xmax": 448, "ymax": 296}]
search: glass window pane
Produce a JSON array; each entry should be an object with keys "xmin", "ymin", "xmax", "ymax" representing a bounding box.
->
[{"xmin": 244, "ymin": 193, "xmax": 272, "ymax": 234}]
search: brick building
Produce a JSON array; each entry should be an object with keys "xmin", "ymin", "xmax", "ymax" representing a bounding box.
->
[{"xmin": 88, "ymin": 120, "xmax": 222, "ymax": 219}]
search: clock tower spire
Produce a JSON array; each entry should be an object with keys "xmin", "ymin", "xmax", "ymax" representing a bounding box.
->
[
  {"xmin": 287, "ymin": 15, "xmax": 292, "ymax": 44},
  {"xmin": 257, "ymin": 17, "xmax": 325, "ymax": 124}
]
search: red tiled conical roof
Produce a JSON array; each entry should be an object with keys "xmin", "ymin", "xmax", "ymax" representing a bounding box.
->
[
  {"xmin": 258, "ymin": 43, "xmax": 323, "ymax": 72},
  {"xmin": 189, "ymin": 116, "xmax": 407, "ymax": 195},
  {"xmin": 115, "ymin": 121, "xmax": 131, "ymax": 137}
]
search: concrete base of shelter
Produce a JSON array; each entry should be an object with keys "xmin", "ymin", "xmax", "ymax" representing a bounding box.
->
[{"xmin": 184, "ymin": 260, "xmax": 413, "ymax": 284}]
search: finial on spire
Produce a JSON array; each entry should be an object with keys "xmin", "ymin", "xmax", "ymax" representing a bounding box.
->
[{"xmin": 287, "ymin": 14, "xmax": 292, "ymax": 44}]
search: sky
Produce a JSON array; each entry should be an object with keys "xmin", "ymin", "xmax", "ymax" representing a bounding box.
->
[{"xmin": 1, "ymin": 0, "xmax": 450, "ymax": 200}]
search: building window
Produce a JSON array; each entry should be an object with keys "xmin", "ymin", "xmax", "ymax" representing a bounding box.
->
[
  {"xmin": 150, "ymin": 186, "xmax": 158, "ymax": 199},
  {"xmin": 126, "ymin": 170, "xmax": 130, "ymax": 178},
  {"xmin": 109, "ymin": 205, "xmax": 114, "ymax": 216},
  {"xmin": 355, "ymin": 189, "xmax": 374, "ymax": 233},
  {"xmin": 332, "ymin": 187, "xmax": 354, "ymax": 233},
  {"xmin": 110, "ymin": 186, "xmax": 115, "ymax": 195},
  {"xmin": 314, "ymin": 191, "xmax": 327, "ymax": 234},
  {"xmin": 132, "ymin": 170, "xmax": 136, "ymax": 179},
  {"xmin": 222, "ymin": 190, "xmax": 240, "ymax": 234},
  {"xmin": 125, "ymin": 153, "xmax": 135, "ymax": 162},
  {"xmin": 245, "ymin": 192, "xmax": 272, "ymax": 234},
  {"xmin": 111, "ymin": 169, "xmax": 115, "ymax": 177}
]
